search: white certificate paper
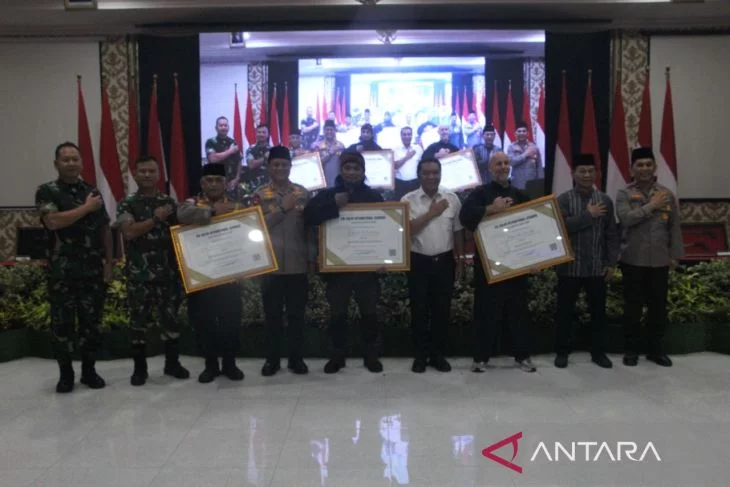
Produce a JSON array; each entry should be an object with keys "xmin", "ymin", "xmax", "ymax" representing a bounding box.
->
[
  {"xmin": 362, "ymin": 150, "xmax": 395, "ymax": 190},
  {"xmin": 439, "ymin": 149, "xmax": 482, "ymax": 192},
  {"xmin": 174, "ymin": 210, "xmax": 276, "ymax": 292},
  {"xmin": 475, "ymin": 196, "xmax": 573, "ymax": 283},
  {"xmin": 289, "ymin": 152, "xmax": 326, "ymax": 191},
  {"xmin": 320, "ymin": 203, "xmax": 410, "ymax": 272}
]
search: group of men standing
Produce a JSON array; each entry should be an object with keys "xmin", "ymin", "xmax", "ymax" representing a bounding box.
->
[
  {"xmin": 38, "ymin": 128, "xmax": 681, "ymax": 393},
  {"xmin": 205, "ymin": 116, "xmax": 544, "ymax": 202}
]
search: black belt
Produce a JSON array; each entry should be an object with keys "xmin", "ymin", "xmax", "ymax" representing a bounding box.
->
[{"xmin": 411, "ymin": 250, "xmax": 453, "ymax": 263}]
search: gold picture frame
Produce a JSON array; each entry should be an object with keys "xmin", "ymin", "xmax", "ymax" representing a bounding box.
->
[
  {"xmin": 473, "ymin": 194, "xmax": 574, "ymax": 284},
  {"xmin": 318, "ymin": 201, "xmax": 411, "ymax": 273},
  {"xmin": 170, "ymin": 206, "xmax": 278, "ymax": 294}
]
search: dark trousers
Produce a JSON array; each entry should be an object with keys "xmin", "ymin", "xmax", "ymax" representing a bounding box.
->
[
  {"xmin": 324, "ymin": 273, "xmax": 381, "ymax": 358},
  {"xmin": 394, "ymin": 178, "xmax": 419, "ymax": 201},
  {"xmin": 555, "ymin": 276, "xmax": 607, "ymax": 356},
  {"xmin": 472, "ymin": 277, "xmax": 530, "ymax": 362},
  {"xmin": 187, "ymin": 283, "xmax": 241, "ymax": 359},
  {"xmin": 49, "ymin": 279, "xmax": 105, "ymax": 356},
  {"xmin": 261, "ymin": 273, "xmax": 308, "ymax": 362},
  {"xmin": 408, "ymin": 251, "xmax": 455, "ymax": 359},
  {"xmin": 621, "ymin": 264, "xmax": 670, "ymax": 356}
]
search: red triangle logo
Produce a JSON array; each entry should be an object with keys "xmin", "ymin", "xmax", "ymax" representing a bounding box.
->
[{"xmin": 481, "ymin": 432, "xmax": 523, "ymax": 474}]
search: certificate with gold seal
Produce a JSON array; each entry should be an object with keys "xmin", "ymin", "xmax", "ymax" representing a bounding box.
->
[
  {"xmin": 362, "ymin": 150, "xmax": 395, "ymax": 190},
  {"xmin": 289, "ymin": 152, "xmax": 327, "ymax": 192},
  {"xmin": 170, "ymin": 207, "xmax": 278, "ymax": 293},
  {"xmin": 319, "ymin": 202, "xmax": 410, "ymax": 272},
  {"xmin": 439, "ymin": 149, "xmax": 482, "ymax": 192},
  {"xmin": 474, "ymin": 194, "xmax": 574, "ymax": 284}
]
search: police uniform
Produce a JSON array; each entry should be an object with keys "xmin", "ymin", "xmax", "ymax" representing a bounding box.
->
[
  {"xmin": 507, "ymin": 140, "xmax": 544, "ymax": 190},
  {"xmin": 303, "ymin": 152, "xmax": 385, "ymax": 374},
  {"xmin": 35, "ymin": 179, "xmax": 109, "ymax": 392},
  {"xmin": 116, "ymin": 191, "xmax": 189, "ymax": 385},
  {"xmin": 204, "ymin": 135, "xmax": 242, "ymax": 197},
  {"xmin": 177, "ymin": 164, "xmax": 248, "ymax": 383},
  {"xmin": 255, "ymin": 146, "xmax": 312, "ymax": 376}
]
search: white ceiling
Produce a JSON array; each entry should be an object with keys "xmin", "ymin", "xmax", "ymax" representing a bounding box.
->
[
  {"xmin": 1, "ymin": 0, "xmax": 729, "ymax": 36},
  {"xmin": 199, "ymin": 30, "xmax": 546, "ymax": 63}
]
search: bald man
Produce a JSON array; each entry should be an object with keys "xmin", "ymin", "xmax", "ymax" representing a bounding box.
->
[
  {"xmin": 459, "ymin": 152, "xmax": 536, "ymax": 373},
  {"xmin": 422, "ymin": 124, "xmax": 460, "ymax": 161}
]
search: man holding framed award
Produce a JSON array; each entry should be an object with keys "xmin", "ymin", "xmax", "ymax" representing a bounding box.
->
[
  {"xmin": 402, "ymin": 158, "xmax": 464, "ymax": 374},
  {"xmin": 459, "ymin": 153, "xmax": 537, "ymax": 373},
  {"xmin": 254, "ymin": 146, "xmax": 311, "ymax": 377},
  {"xmin": 303, "ymin": 151, "xmax": 389, "ymax": 374},
  {"xmin": 176, "ymin": 164, "xmax": 249, "ymax": 383},
  {"xmin": 554, "ymin": 154, "xmax": 620, "ymax": 369}
]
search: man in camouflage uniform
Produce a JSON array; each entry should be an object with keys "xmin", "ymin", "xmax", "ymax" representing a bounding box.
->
[
  {"xmin": 177, "ymin": 163, "xmax": 247, "ymax": 383},
  {"xmin": 35, "ymin": 142, "xmax": 112, "ymax": 393},
  {"xmin": 204, "ymin": 116, "xmax": 242, "ymax": 199},
  {"xmin": 242, "ymin": 124, "xmax": 271, "ymax": 191},
  {"xmin": 116, "ymin": 155, "xmax": 190, "ymax": 386}
]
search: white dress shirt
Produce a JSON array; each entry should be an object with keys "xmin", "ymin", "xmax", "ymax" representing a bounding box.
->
[
  {"xmin": 401, "ymin": 186, "xmax": 463, "ymax": 256},
  {"xmin": 393, "ymin": 144, "xmax": 424, "ymax": 181}
]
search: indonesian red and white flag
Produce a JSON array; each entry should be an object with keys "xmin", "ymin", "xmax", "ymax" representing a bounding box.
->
[
  {"xmin": 606, "ymin": 72, "xmax": 630, "ymax": 203},
  {"xmin": 99, "ymin": 84, "xmax": 125, "ymax": 219},
  {"xmin": 491, "ymin": 81, "xmax": 502, "ymax": 149},
  {"xmin": 534, "ymin": 85, "xmax": 546, "ymax": 174},
  {"xmin": 146, "ymin": 76, "xmax": 168, "ymax": 193},
  {"xmin": 657, "ymin": 68, "xmax": 678, "ymax": 196},
  {"xmin": 169, "ymin": 75, "xmax": 188, "ymax": 201},
  {"xmin": 552, "ymin": 72, "xmax": 573, "ymax": 195},
  {"xmin": 77, "ymin": 76, "xmax": 97, "ymax": 186},
  {"xmin": 503, "ymin": 82, "xmax": 516, "ymax": 148},
  {"xmin": 581, "ymin": 71, "xmax": 602, "ymax": 188},
  {"xmin": 269, "ymin": 84, "xmax": 281, "ymax": 146}
]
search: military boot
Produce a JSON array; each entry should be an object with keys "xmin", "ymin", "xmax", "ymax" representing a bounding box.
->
[
  {"xmin": 80, "ymin": 355, "xmax": 106, "ymax": 389},
  {"xmin": 56, "ymin": 357, "xmax": 75, "ymax": 394},
  {"xmin": 130, "ymin": 344, "xmax": 148, "ymax": 386},
  {"xmin": 163, "ymin": 339, "xmax": 190, "ymax": 379}
]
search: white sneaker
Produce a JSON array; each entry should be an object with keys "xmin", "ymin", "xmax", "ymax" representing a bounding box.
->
[
  {"xmin": 515, "ymin": 358, "xmax": 536, "ymax": 373},
  {"xmin": 471, "ymin": 361, "xmax": 487, "ymax": 373}
]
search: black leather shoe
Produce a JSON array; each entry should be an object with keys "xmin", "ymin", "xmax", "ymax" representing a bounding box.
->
[
  {"xmin": 287, "ymin": 358, "xmax": 309, "ymax": 375},
  {"xmin": 164, "ymin": 361, "xmax": 190, "ymax": 379},
  {"xmin": 554, "ymin": 354, "xmax": 569, "ymax": 369},
  {"xmin": 411, "ymin": 358, "xmax": 427, "ymax": 373},
  {"xmin": 428, "ymin": 356, "xmax": 451, "ymax": 372},
  {"xmin": 221, "ymin": 359, "xmax": 245, "ymax": 381},
  {"xmin": 364, "ymin": 356, "xmax": 383, "ymax": 373},
  {"xmin": 324, "ymin": 357, "xmax": 345, "ymax": 374},
  {"xmin": 261, "ymin": 360, "xmax": 281, "ymax": 377},
  {"xmin": 198, "ymin": 367, "xmax": 219, "ymax": 384},
  {"xmin": 647, "ymin": 354, "xmax": 673, "ymax": 367},
  {"xmin": 623, "ymin": 354, "xmax": 638, "ymax": 367},
  {"xmin": 80, "ymin": 360, "xmax": 106, "ymax": 389},
  {"xmin": 130, "ymin": 356, "xmax": 148, "ymax": 386},
  {"xmin": 591, "ymin": 353, "xmax": 613, "ymax": 369},
  {"xmin": 55, "ymin": 360, "xmax": 74, "ymax": 394}
]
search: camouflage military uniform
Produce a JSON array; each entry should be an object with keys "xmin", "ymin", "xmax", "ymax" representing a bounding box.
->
[
  {"xmin": 243, "ymin": 143, "xmax": 270, "ymax": 190},
  {"xmin": 35, "ymin": 179, "xmax": 109, "ymax": 355},
  {"xmin": 116, "ymin": 192, "xmax": 183, "ymax": 345}
]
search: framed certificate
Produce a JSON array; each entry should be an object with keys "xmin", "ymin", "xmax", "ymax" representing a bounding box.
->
[
  {"xmin": 319, "ymin": 202, "xmax": 410, "ymax": 272},
  {"xmin": 474, "ymin": 194, "xmax": 574, "ymax": 284},
  {"xmin": 170, "ymin": 207, "xmax": 278, "ymax": 293},
  {"xmin": 290, "ymin": 152, "xmax": 327, "ymax": 191},
  {"xmin": 362, "ymin": 150, "xmax": 395, "ymax": 190},
  {"xmin": 439, "ymin": 149, "xmax": 482, "ymax": 192}
]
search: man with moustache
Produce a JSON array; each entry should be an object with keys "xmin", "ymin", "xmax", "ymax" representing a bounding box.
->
[
  {"xmin": 616, "ymin": 147, "xmax": 683, "ymax": 367},
  {"xmin": 177, "ymin": 164, "xmax": 246, "ymax": 383},
  {"xmin": 35, "ymin": 142, "xmax": 113, "ymax": 393},
  {"xmin": 315, "ymin": 120, "xmax": 346, "ymax": 187},
  {"xmin": 554, "ymin": 154, "xmax": 619, "ymax": 369},
  {"xmin": 402, "ymin": 158, "xmax": 464, "ymax": 373},
  {"xmin": 422, "ymin": 124, "xmax": 461, "ymax": 162},
  {"xmin": 346, "ymin": 123, "xmax": 382, "ymax": 153},
  {"xmin": 254, "ymin": 146, "xmax": 311, "ymax": 376},
  {"xmin": 204, "ymin": 116, "xmax": 242, "ymax": 197},
  {"xmin": 393, "ymin": 126, "xmax": 424, "ymax": 200},
  {"xmin": 459, "ymin": 152, "xmax": 536, "ymax": 373},
  {"xmin": 116, "ymin": 155, "xmax": 190, "ymax": 385},
  {"xmin": 472, "ymin": 124, "xmax": 503, "ymax": 185},
  {"xmin": 507, "ymin": 121, "xmax": 543, "ymax": 190}
]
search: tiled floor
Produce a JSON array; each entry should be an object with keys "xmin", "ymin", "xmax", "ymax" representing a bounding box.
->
[{"xmin": 0, "ymin": 353, "xmax": 728, "ymax": 486}]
